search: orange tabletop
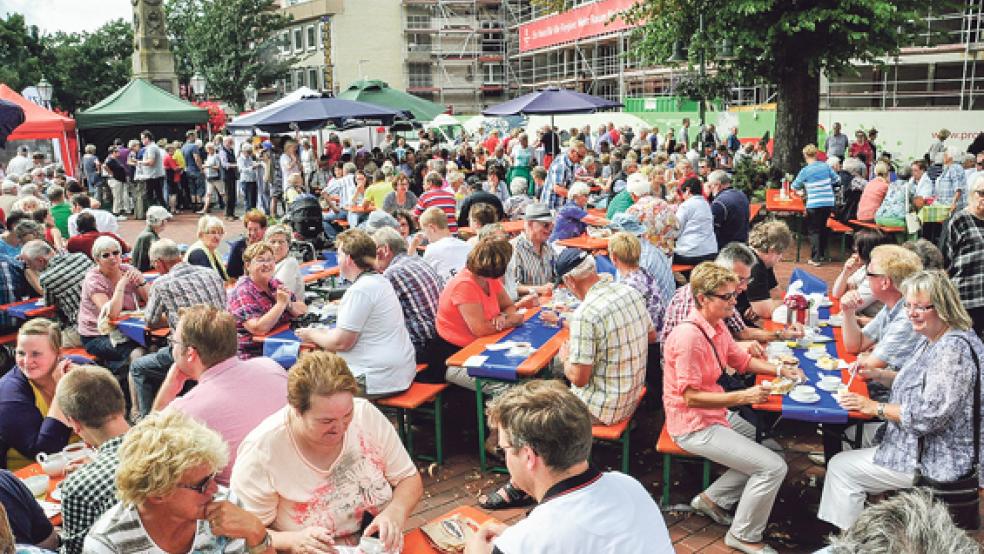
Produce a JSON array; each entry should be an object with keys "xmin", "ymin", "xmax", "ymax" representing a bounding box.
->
[
  {"xmin": 403, "ymin": 505, "xmax": 497, "ymax": 553},
  {"xmin": 0, "ymin": 297, "xmax": 57, "ymax": 319},
  {"xmin": 671, "ymin": 263, "xmax": 694, "ymax": 273},
  {"xmin": 765, "ymin": 189, "xmax": 805, "ymax": 214},
  {"xmin": 15, "ymin": 463, "xmax": 64, "ymax": 524},
  {"xmin": 556, "ymin": 234, "xmax": 609, "ymax": 251},
  {"xmin": 462, "ymin": 219, "xmax": 525, "ymax": 237},
  {"xmin": 749, "ymin": 202, "xmax": 763, "ymax": 221},
  {"xmin": 349, "ymin": 203, "xmax": 374, "ymax": 214},
  {"xmin": 586, "ymin": 208, "xmax": 606, "ymax": 218},
  {"xmin": 300, "ymin": 259, "xmax": 340, "ymax": 283},
  {"xmin": 445, "ymin": 308, "xmax": 569, "ymax": 378}
]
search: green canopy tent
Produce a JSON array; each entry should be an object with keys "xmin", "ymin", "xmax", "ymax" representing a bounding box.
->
[
  {"xmin": 76, "ymin": 79, "xmax": 209, "ymax": 153},
  {"xmin": 336, "ymin": 79, "xmax": 445, "ymax": 121}
]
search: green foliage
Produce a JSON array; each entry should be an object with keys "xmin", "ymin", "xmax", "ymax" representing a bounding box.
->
[
  {"xmin": 732, "ymin": 157, "xmax": 775, "ymax": 201},
  {"xmin": 0, "ymin": 15, "xmax": 132, "ymax": 113},
  {"xmin": 164, "ymin": 0, "xmax": 297, "ymax": 110},
  {"xmin": 0, "ymin": 14, "xmax": 46, "ymax": 93}
]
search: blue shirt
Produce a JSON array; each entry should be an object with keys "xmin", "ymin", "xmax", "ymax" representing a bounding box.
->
[
  {"xmin": 639, "ymin": 242, "xmax": 676, "ymax": 308},
  {"xmin": 935, "ymin": 163, "xmax": 967, "ymax": 210},
  {"xmin": 541, "ymin": 154, "xmax": 575, "ymax": 210},
  {"xmin": 181, "ymin": 142, "xmax": 201, "ymax": 174},
  {"xmin": 550, "ymin": 201, "xmax": 589, "ymax": 242},
  {"xmin": 791, "ymin": 161, "xmax": 838, "ymax": 208},
  {"xmin": 710, "ymin": 187, "xmax": 750, "ymax": 249},
  {"xmin": 0, "ymin": 470, "xmax": 52, "ymax": 545}
]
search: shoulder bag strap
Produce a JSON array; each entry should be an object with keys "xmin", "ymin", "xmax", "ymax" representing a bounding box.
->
[
  {"xmin": 682, "ymin": 321, "xmax": 726, "ymax": 373},
  {"xmin": 917, "ymin": 335, "xmax": 981, "ymax": 470}
]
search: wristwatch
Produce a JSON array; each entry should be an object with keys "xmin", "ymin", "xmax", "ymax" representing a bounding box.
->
[
  {"xmin": 876, "ymin": 402, "xmax": 886, "ymax": 419},
  {"xmin": 247, "ymin": 532, "xmax": 271, "ymax": 554}
]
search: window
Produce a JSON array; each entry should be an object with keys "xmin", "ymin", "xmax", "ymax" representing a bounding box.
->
[
  {"xmin": 306, "ymin": 25, "xmax": 316, "ymax": 50},
  {"xmin": 308, "ymin": 68, "xmax": 319, "ymax": 90},
  {"xmin": 280, "ymin": 31, "xmax": 290, "ymax": 55},
  {"xmin": 295, "ymin": 70, "xmax": 305, "ymax": 90},
  {"xmin": 293, "ymin": 28, "xmax": 303, "ymax": 52}
]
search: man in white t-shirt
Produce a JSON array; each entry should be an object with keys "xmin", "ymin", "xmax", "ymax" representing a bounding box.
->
[
  {"xmin": 420, "ymin": 206, "xmax": 471, "ymax": 284},
  {"xmin": 6, "ymin": 145, "xmax": 32, "ymax": 177},
  {"xmin": 465, "ymin": 380, "xmax": 673, "ymax": 554},
  {"xmin": 66, "ymin": 193, "xmax": 119, "ymax": 236},
  {"xmin": 296, "ymin": 229, "xmax": 416, "ymax": 396}
]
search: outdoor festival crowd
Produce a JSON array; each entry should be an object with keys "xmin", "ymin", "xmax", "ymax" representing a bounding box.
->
[{"xmin": 0, "ymin": 117, "xmax": 983, "ymax": 554}]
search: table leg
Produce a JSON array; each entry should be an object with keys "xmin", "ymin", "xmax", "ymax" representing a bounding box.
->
[
  {"xmin": 797, "ymin": 214, "xmax": 805, "ymax": 262},
  {"xmin": 475, "ymin": 378, "xmax": 487, "ymax": 474}
]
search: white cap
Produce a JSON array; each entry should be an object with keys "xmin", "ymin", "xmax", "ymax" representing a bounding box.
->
[{"xmin": 146, "ymin": 206, "xmax": 173, "ymax": 224}]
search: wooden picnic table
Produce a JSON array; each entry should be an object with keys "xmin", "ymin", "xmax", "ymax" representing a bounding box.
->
[
  {"xmin": 555, "ymin": 234, "xmax": 609, "ymax": 251},
  {"xmin": 299, "ymin": 259, "xmax": 340, "ymax": 284},
  {"xmin": 15, "ymin": 463, "xmax": 64, "ymax": 525},
  {"xmin": 765, "ymin": 189, "xmax": 807, "ymax": 262},
  {"xmin": 403, "ymin": 505, "xmax": 497, "ymax": 553},
  {"xmin": 459, "ymin": 219, "xmax": 525, "ymax": 238},
  {"xmin": 749, "ymin": 202, "xmax": 763, "ymax": 222},
  {"xmin": 0, "ymin": 297, "xmax": 56, "ymax": 319}
]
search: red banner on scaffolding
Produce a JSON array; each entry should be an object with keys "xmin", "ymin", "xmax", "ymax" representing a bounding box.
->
[{"xmin": 519, "ymin": 0, "xmax": 639, "ymax": 52}]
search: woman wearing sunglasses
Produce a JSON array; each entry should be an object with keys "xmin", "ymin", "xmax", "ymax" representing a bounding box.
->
[
  {"xmin": 78, "ymin": 236, "xmax": 147, "ymax": 382},
  {"xmin": 663, "ymin": 262, "xmax": 804, "ymax": 554},
  {"xmin": 85, "ymin": 411, "xmax": 272, "ymax": 554}
]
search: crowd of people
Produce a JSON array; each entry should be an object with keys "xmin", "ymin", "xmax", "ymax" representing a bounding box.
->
[{"xmin": 0, "ymin": 118, "xmax": 983, "ymax": 554}]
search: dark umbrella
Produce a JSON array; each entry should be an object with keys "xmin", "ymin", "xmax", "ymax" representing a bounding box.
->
[
  {"xmin": 483, "ymin": 87, "xmax": 622, "ymax": 127},
  {"xmin": 227, "ymin": 95, "xmax": 403, "ymax": 133},
  {"xmin": 0, "ymin": 99, "xmax": 26, "ymax": 148}
]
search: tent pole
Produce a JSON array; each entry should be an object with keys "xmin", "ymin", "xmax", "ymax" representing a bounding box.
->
[{"xmin": 208, "ymin": 122, "xmax": 213, "ymax": 141}]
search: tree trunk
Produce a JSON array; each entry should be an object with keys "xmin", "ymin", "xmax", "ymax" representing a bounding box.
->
[{"xmin": 773, "ymin": 67, "xmax": 820, "ymax": 176}]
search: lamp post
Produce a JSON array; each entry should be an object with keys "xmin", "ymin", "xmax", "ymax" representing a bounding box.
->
[
  {"xmin": 36, "ymin": 77, "xmax": 53, "ymax": 109},
  {"xmin": 190, "ymin": 72, "xmax": 207, "ymax": 100},
  {"xmin": 667, "ymin": 16, "xmax": 735, "ymax": 129},
  {"xmin": 244, "ymin": 83, "xmax": 258, "ymax": 111}
]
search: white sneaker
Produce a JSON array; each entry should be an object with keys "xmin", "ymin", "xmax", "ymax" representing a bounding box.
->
[
  {"xmin": 725, "ymin": 532, "xmax": 778, "ymax": 554},
  {"xmin": 116, "ymin": 215, "xmax": 128, "ymax": 221},
  {"xmin": 690, "ymin": 494, "xmax": 733, "ymax": 526}
]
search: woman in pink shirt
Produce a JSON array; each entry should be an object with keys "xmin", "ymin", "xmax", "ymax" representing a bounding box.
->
[
  {"xmin": 663, "ymin": 262, "xmax": 804, "ymax": 554},
  {"xmin": 856, "ymin": 160, "xmax": 891, "ymax": 221}
]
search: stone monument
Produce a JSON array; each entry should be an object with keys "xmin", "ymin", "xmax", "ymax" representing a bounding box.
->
[{"xmin": 131, "ymin": 0, "xmax": 179, "ymax": 94}]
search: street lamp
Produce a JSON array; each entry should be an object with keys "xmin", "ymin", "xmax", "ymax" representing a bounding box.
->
[
  {"xmin": 244, "ymin": 83, "xmax": 258, "ymax": 110},
  {"xmin": 36, "ymin": 77, "xmax": 53, "ymax": 109},
  {"xmin": 665, "ymin": 15, "xmax": 735, "ymax": 128},
  {"xmin": 190, "ymin": 72, "xmax": 207, "ymax": 100}
]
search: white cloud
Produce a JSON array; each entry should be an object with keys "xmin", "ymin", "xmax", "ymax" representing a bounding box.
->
[{"xmin": 2, "ymin": 0, "xmax": 133, "ymax": 35}]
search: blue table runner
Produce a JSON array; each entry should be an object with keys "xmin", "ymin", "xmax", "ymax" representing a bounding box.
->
[{"xmin": 466, "ymin": 312, "xmax": 562, "ymax": 382}]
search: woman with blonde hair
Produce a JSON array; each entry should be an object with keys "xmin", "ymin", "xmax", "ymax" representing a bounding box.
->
[
  {"xmin": 85, "ymin": 411, "xmax": 272, "ymax": 554},
  {"xmin": 231, "ymin": 351, "xmax": 422, "ymax": 552},
  {"xmin": 185, "ymin": 215, "xmax": 230, "ymax": 281}
]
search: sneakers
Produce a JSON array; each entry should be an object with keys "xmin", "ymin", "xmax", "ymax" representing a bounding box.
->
[
  {"xmin": 808, "ymin": 451, "xmax": 827, "ymax": 466},
  {"xmin": 807, "ymin": 259, "xmax": 822, "ymax": 267},
  {"xmin": 690, "ymin": 494, "xmax": 733, "ymax": 526},
  {"xmin": 116, "ymin": 215, "xmax": 128, "ymax": 221}
]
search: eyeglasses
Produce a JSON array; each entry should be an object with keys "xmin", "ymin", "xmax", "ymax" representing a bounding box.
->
[
  {"xmin": 252, "ymin": 257, "xmax": 275, "ymax": 265},
  {"xmin": 494, "ymin": 443, "xmax": 521, "ymax": 458},
  {"xmin": 167, "ymin": 337, "xmax": 189, "ymax": 350},
  {"xmin": 176, "ymin": 472, "xmax": 216, "ymax": 494},
  {"xmin": 707, "ymin": 291, "xmax": 739, "ymax": 302},
  {"xmin": 904, "ymin": 302, "xmax": 935, "ymax": 314},
  {"xmin": 865, "ymin": 270, "xmax": 885, "ymax": 278},
  {"xmin": 99, "ymin": 251, "xmax": 121, "ymax": 259}
]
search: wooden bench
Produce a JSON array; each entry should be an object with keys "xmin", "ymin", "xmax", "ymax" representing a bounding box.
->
[
  {"xmin": 591, "ymin": 387, "xmax": 646, "ymax": 474},
  {"xmin": 377, "ymin": 364, "xmax": 449, "ymax": 464},
  {"xmin": 827, "ymin": 217, "xmax": 854, "ymax": 258},
  {"xmin": 656, "ymin": 424, "xmax": 712, "ymax": 507}
]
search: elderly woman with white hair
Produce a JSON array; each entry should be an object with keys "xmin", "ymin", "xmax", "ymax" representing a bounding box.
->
[
  {"xmin": 264, "ymin": 224, "xmax": 304, "ymax": 299},
  {"xmin": 673, "ymin": 176, "xmax": 719, "ymax": 266},
  {"xmin": 85, "ymin": 411, "xmax": 273, "ymax": 554},
  {"xmin": 942, "ymin": 172, "xmax": 984, "ymax": 336},
  {"xmin": 549, "ymin": 182, "xmax": 609, "ymax": 242},
  {"xmin": 77, "ymin": 235, "xmax": 148, "ymax": 379},
  {"xmin": 503, "ymin": 176, "xmax": 534, "ymax": 220},
  {"xmin": 185, "ymin": 215, "xmax": 230, "ymax": 281},
  {"xmin": 819, "ymin": 270, "xmax": 984, "ymax": 531},
  {"xmin": 605, "ymin": 172, "xmax": 651, "ymax": 218}
]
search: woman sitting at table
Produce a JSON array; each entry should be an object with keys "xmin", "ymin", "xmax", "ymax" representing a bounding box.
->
[
  {"xmin": 264, "ymin": 224, "xmax": 304, "ymax": 300},
  {"xmin": 184, "ymin": 215, "xmax": 230, "ymax": 282},
  {"xmin": 228, "ymin": 242, "xmax": 306, "ymax": 359},
  {"xmin": 77, "ymin": 236, "xmax": 147, "ymax": 380},
  {"xmin": 664, "ymin": 262, "xmax": 804, "ymax": 554},
  {"xmin": 673, "ymin": 177, "xmax": 718, "ymax": 266},
  {"xmin": 85, "ymin": 411, "xmax": 271, "ymax": 554},
  {"xmin": 549, "ymin": 182, "xmax": 609, "ymax": 242},
  {"xmin": 381, "ymin": 173, "xmax": 418, "ymax": 214},
  {"xmin": 0, "ymin": 318, "xmax": 73, "ymax": 470},
  {"xmin": 434, "ymin": 238, "xmax": 524, "ymax": 390},
  {"xmin": 231, "ymin": 351, "xmax": 422, "ymax": 553},
  {"xmin": 831, "ymin": 229, "xmax": 894, "ymax": 321},
  {"xmin": 818, "ymin": 270, "xmax": 984, "ymax": 531}
]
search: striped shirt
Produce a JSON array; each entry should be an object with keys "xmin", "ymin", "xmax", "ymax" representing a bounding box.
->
[
  {"xmin": 791, "ymin": 161, "xmax": 838, "ymax": 209},
  {"xmin": 935, "ymin": 163, "xmax": 967, "ymax": 211},
  {"xmin": 640, "ymin": 241, "xmax": 676, "ymax": 308},
  {"xmin": 382, "ymin": 253, "xmax": 441, "ymax": 350},
  {"xmin": 84, "ymin": 489, "xmax": 246, "ymax": 554},
  {"xmin": 540, "ymin": 153, "xmax": 575, "ymax": 210},
  {"xmin": 144, "ymin": 262, "xmax": 229, "ymax": 329},
  {"xmin": 568, "ymin": 280, "xmax": 651, "ymax": 425},
  {"xmin": 509, "ymin": 234, "xmax": 556, "ymax": 287},
  {"xmin": 38, "ymin": 253, "xmax": 92, "ymax": 328},
  {"xmin": 413, "ymin": 188, "xmax": 459, "ymax": 232},
  {"xmin": 943, "ymin": 211, "xmax": 984, "ymax": 310}
]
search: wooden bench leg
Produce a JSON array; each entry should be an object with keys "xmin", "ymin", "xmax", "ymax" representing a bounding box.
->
[
  {"xmin": 405, "ymin": 409, "xmax": 415, "ymax": 458},
  {"xmin": 702, "ymin": 460, "xmax": 712, "ymax": 489},
  {"xmin": 620, "ymin": 430, "xmax": 631, "ymax": 474}
]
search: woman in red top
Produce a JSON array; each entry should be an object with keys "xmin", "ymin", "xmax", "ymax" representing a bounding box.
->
[
  {"xmin": 324, "ymin": 133, "xmax": 342, "ymax": 167},
  {"xmin": 848, "ymin": 130, "xmax": 874, "ymax": 178}
]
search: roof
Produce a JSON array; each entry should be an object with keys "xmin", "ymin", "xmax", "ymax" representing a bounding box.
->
[
  {"xmin": 76, "ymin": 79, "xmax": 209, "ymax": 129},
  {"xmin": 336, "ymin": 79, "xmax": 445, "ymax": 121},
  {"xmin": 0, "ymin": 84, "xmax": 75, "ymax": 138}
]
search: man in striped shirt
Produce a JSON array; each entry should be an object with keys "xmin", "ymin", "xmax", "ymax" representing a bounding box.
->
[
  {"xmin": 413, "ymin": 171, "xmax": 458, "ymax": 232},
  {"xmin": 540, "ymin": 145, "xmax": 582, "ymax": 210},
  {"xmin": 510, "ymin": 203, "xmax": 557, "ymax": 296},
  {"xmin": 791, "ymin": 144, "xmax": 838, "ymax": 266}
]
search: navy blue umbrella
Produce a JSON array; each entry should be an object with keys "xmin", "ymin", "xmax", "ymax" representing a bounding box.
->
[
  {"xmin": 0, "ymin": 99, "xmax": 25, "ymax": 148},
  {"xmin": 483, "ymin": 87, "xmax": 622, "ymax": 117},
  {"xmin": 227, "ymin": 95, "xmax": 403, "ymax": 133}
]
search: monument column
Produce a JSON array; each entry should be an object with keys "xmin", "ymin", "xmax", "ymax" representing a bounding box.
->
[{"xmin": 132, "ymin": 0, "xmax": 179, "ymax": 94}]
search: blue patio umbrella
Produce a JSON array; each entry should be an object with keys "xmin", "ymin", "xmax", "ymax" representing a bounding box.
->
[
  {"xmin": 227, "ymin": 94, "xmax": 404, "ymax": 133},
  {"xmin": 483, "ymin": 87, "xmax": 622, "ymax": 126},
  {"xmin": 0, "ymin": 99, "xmax": 26, "ymax": 148}
]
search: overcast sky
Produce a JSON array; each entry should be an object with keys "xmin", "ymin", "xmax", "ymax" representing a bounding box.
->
[{"xmin": 2, "ymin": 0, "xmax": 132, "ymax": 34}]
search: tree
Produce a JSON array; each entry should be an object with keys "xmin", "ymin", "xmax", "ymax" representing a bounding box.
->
[
  {"xmin": 0, "ymin": 14, "xmax": 45, "ymax": 92},
  {"xmin": 620, "ymin": 0, "xmax": 961, "ymax": 173},
  {"xmin": 165, "ymin": 0, "xmax": 296, "ymax": 110},
  {"xmin": 41, "ymin": 20, "xmax": 133, "ymax": 113}
]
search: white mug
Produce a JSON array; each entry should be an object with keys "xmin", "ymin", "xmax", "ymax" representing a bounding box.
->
[{"xmin": 36, "ymin": 452, "xmax": 70, "ymax": 477}]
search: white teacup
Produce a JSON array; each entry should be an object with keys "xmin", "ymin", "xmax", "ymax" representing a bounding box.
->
[
  {"xmin": 36, "ymin": 452, "xmax": 70, "ymax": 477},
  {"xmin": 792, "ymin": 385, "xmax": 815, "ymax": 397},
  {"xmin": 358, "ymin": 536, "xmax": 384, "ymax": 554},
  {"xmin": 820, "ymin": 375, "xmax": 842, "ymax": 387},
  {"xmin": 21, "ymin": 474, "xmax": 49, "ymax": 498}
]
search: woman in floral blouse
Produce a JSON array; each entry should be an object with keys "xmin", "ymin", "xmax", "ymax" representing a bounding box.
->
[{"xmin": 819, "ymin": 270, "xmax": 984, "ymax": 530}]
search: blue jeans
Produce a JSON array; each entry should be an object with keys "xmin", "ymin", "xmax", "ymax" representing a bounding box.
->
[
  {"xmin": 130, "ymin": 346, "xmax": 173, "ymax": 416},
  {"xmin": 322, "ymin": 210, "xmax": 346, "ymax": 239},
  {"xmin": 80, "ymin": 335, "xmax": 142, "ymax": 377}
]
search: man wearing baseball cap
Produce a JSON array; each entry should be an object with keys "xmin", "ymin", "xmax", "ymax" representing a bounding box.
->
[
  {"xmin": 131, "ymin": 206, "xmax": 172, "ymax": 272},
  {"xmin": 553, "ymin": 247, "xmax": 653, "ymax": 425},
  {"xmin": 509, "ymin": 203, "xmax": 557, "ymax": 297}
]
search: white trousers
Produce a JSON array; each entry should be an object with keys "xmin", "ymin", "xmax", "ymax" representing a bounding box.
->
[
  {"xmin": 675, "ymin": 424, "xmax": 787, "ymax": 543},
  {"xmin": 817, "ymin": 447, "xmax": 914, "ymax": 530}
]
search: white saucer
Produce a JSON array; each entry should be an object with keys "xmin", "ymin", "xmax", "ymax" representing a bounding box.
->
[
  {"xmin": 804, "ymin": 349, "xmax": 827, "ymax": 360},
  {"xmin": 789, "ymin": 393, "xmax": 821, "ymax": 404},
  {"xmin": 816, "ymin": 380, "xmax": 842, "ymax": 392}
]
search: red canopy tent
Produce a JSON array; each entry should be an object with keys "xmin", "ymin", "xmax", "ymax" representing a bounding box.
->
[{"xmin": 0, "ymin": 84, "xmax": 79, "ymax": 177}]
